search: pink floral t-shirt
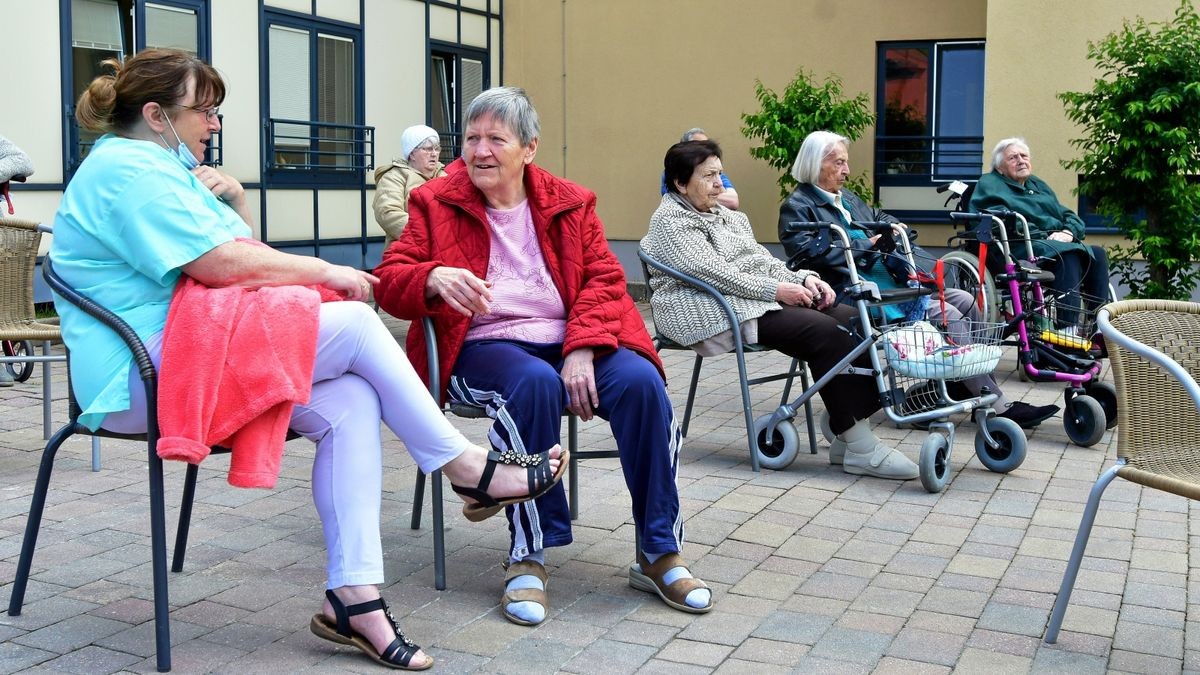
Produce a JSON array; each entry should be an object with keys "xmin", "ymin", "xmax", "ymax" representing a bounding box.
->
[{"xmin": 465, "ymin": 200, "xmax": 567, "ymax": 343}]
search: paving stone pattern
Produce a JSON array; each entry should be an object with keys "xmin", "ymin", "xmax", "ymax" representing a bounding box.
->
[{"xmin": 0, "ymin": 307, "xmax": 1193, "ymax": 673}]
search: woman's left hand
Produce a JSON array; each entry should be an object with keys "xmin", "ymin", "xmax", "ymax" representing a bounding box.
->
[
  {"xmin": 804, "ymin": 275, "xmax": 836, "ymax": 310},
  {"xmin": 192, "ymin": 166, "xmax": 252, "ymax": 224},
  {"xmin": 562, "ymin": 348, "xmax": 599, "ymax": 421}
]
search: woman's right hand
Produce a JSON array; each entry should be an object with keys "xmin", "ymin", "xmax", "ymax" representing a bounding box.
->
[
  {"xmin": 323, "ymin": 265, "xmax": 378, "ymax": 302},
  {"xmin": 776, "ymin": 281, "xmax": 817, "ymax": 308},
  {"xmin": 426, "ymin": 266, "xmax": 493, "ymax": 316}
]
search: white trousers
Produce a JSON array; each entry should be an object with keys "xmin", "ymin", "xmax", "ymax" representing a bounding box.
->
[{"xmin": 103, "ymin": 301, "xmax": 470, "ymax": 588}]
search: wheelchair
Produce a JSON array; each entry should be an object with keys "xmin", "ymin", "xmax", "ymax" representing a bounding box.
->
[{"xmin": 946, "ymin": 209, "xmax": 1116, "ymax": 447}]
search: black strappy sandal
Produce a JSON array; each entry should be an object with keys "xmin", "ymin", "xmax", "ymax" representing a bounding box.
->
[
  {"xmin": 450, "ymin": 445, "xmax": 570, "ymax": 522},
  {"xmin": 309, "ymin": 589, "xmax": 432, "ymax": 670}
]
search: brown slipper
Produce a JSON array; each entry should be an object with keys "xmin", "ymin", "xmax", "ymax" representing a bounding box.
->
[
  {"xmin": 628, "ymin": 551, "xmax": 712, "ymax": 614},
  {"xmin": 500, "ymin": 560, "xmax": 548, "ymax": 626},
  {"xmin": 309, "ymin": 590, "xmax": 432, "ymax": 670}
]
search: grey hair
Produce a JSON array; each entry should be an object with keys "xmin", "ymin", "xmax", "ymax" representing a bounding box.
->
[
  {"xmin": 680, "ymin": 127, "xmax": 707, "ymax": 143},
  {"xmin": 990, "ymin": 137, "xmax": 1029, "ymax": 171},
  {"xmin": 463, "ymin": 86, "xmax": 541, "ymax": 147},
  {"xmin": 791, "ymin": 130, "xmax": 849, "ymax": 185}
]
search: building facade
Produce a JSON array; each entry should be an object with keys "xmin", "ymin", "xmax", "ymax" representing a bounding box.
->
[{"xmin": 3, "ymin": 0, "xmax": 1182, "ymax": 274}]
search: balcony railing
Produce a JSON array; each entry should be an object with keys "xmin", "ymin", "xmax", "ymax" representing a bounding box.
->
[
  {"xmin": 874, "ymin": 134, "xmax": 984, "ymax": 184},
  {"xmin": 263, "ymin": 118, "xmax": 375, "ymax": 177}
]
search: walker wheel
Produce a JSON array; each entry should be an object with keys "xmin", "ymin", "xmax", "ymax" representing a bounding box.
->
[
  {"xmin": 752, "ymin": 414, "xmax": 799, "ymax": 470},
  {"xmin": 919, "ymin": 434, "xmax": 951, "ymax": 493},
  {"xmin": 974, "ymin": 416, "xmax": 1026, "ymax": 473},
  {"xmin": 1064, "ymin": 395, "xmax": 1106, "ymax": 447},
  {"xmin": 1085, "ymin": 382, "xmax": 1118, "ymax": 429},
  {"xmin": 3, "ymin": 340, "xmax": 34, "ymax": 382}
]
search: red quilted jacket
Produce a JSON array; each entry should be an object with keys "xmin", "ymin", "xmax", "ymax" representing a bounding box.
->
[{"xmin": 374, "ymin": 161, "xmax": 663, "ymax": 403}]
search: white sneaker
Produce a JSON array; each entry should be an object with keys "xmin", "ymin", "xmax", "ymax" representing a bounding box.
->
[
  {"xmin": 828, "ymin": 439, "xmax": 845, "ymax": 465},
  {"xmin": 843, "ymin": 441, "xmax": 919, "ymax": 480}
]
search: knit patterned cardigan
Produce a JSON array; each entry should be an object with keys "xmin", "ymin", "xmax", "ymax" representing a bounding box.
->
[{"xmin": 640, "ymin": 194, "xmax": 816, "ymax": 347}]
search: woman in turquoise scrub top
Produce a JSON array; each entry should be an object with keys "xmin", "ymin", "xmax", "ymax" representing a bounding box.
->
[{"xmin": 52, "ymin": 48, "xmax": 565, "ymax": 671}]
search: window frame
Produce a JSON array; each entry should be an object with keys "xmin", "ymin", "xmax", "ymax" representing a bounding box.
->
[
  {"xmin": 427, "ymin": 41, "xmax": 490, "ymax": 162},
  {"xmin": 259, "ymin": 9, "xmax": 367, "ymax": 188},
  {"xmin": 873, "ymin": 39, "xmax": 985, "ymax": 191},
  {"xmin": 59, "ymin": 0, "xmax": 212, "ymax": 180}
]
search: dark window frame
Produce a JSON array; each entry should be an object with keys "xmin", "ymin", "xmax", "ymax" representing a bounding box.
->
[
  {"xmin": 873, "ymin": 39, "xmax": 985, "ymax": 189},
  {"xmin": 259, "ymin": 8, "xmax": 368, "ymax": 188},
  {"xmin": 428, "ymin": 41, "xmax": 490, "ymax": 162},
  {"xmin": 59, "ymin": 0, "xmax": 212, "ymax": 180}
]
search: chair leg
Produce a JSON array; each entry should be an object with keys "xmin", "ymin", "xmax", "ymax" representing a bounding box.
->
[
  {"xmin": 8, "ymin": 424, "xmax": 74, "ymax": 616},
  {"xmin": 171, "ymin": 463, "xmax": 201, "ymax": 573},
  {"xmin": 733, "ymin": 348, "xmax": 760, "ymax": 472},
  {"xmin": 91, "ymin": 437, "xmax": 101, "ymax": 472},
  {"xmin": 41, "ymin": 341, "xmax": 52, "ymax": 441},
  {"xmin": 567, "ymin": 415, "xmax": 580, "ymax": 520},
  {"xmin": 799, "ymin": 364, "xmax": 817, "ymax": 455},
  {"xmin": 431, "ymin": 469, "xmax": 446, "ymax": 591},
  {"xmin": 1044, "ymin": 464, "xmax": 1121, "ymax": 644},
  {"xmin": 146, "ymin": 447, "xmax": 173, "ymax": 672},
  {"xmin": 411, "ymin": 470, "xmax": 426, "ymax": 530},
  {"xmin": 680, "ymin": 355, "xmax": 704, "ymax": 438}
]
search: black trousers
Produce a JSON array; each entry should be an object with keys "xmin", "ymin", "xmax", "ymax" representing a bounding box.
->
[
  {"xmin": 757, "ymin": 303, "xmax": 880, "ymax": 435},
  {"xmin": 1043, "ymin": 245, "xmax": 1110, "ymax": 327}
]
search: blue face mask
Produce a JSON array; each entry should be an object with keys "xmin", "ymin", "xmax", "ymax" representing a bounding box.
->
[{"xmin": 158, "ymin": 109, "xmax": 200, "ymax": 170}]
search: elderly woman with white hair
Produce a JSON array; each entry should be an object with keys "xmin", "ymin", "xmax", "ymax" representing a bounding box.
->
[
  {"xmin": 376, "ymin": 86, "xmax": 712, "ymax": 625},
  {"xmin": 642, "ymin": 138, "xmax": 922, "ymax": 480},
  {"xmin": 778, "ymin": 131, "xmax": 1059, "ymax": 430},
  {"xmin": 970, "ymin": 137, "xmax": 1111, "ymax": 328},
  {"xmin": 372, "ymin": 124, "xmax": 447, "ymax": 247}
]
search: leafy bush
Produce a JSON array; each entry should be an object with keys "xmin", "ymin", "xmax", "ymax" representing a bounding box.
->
[
  {"xmin": 1059, "ymin": 0, "xmax": 1200, "ymax": 299},
  {"xmin": 741, "ymin": 69, "xmax": 875, "ymax": 200}
]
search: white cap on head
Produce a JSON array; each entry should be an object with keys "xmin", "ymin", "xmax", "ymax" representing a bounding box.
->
[{"xmin": 400, "ymin": 124, "xmax": 440, "ymax": 162}]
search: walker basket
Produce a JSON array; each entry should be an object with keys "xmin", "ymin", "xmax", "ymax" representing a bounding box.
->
[{"xmin": 882, "ymin": 319, "xmax": 1004, "ymax": 381}]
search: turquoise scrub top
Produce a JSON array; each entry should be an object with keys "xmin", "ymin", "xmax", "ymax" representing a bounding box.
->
[{"xmin": 50, "ymin": 134, "xmax": 250, "ymax": 430}]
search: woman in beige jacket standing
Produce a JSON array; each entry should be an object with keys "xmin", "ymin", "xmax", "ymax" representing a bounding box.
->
[{"xmin": 372, "ymin": 124, "xmax": 446, "ymax": 247}]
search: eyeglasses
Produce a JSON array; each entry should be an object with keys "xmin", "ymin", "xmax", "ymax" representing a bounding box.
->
[
  {"xmin": 417, "ymin": 144, "xmax": 442, "ymax": 154},
  {"xmin": 186, "ymin": 105, "xmax": 220, "ymax": 121}
]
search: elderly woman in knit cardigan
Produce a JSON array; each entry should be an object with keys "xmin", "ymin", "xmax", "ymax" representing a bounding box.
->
[{"xmin": 640, "ymin": 139, "xmax": 919, "ymax": 480}]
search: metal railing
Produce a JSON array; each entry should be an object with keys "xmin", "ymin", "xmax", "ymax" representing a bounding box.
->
[
  {"xmin": 263, "ymin": 118, "xmax": 375, "ymax": 173},
  {"xmin": 874, "ymin": 134, "xmax": 983, "ymax": 182}
]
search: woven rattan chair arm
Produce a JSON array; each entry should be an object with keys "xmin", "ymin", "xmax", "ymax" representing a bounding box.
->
[{"xmin": 1099, "ymin": 301, "xmax": 1200, "ymax": 413}]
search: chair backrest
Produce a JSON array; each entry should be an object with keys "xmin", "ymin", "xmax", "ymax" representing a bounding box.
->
[
  {"xmin": 1103, "ymin": 299, "xmax": 1200, "ymax": 465},
  {"xmin": 0, "ymin": 218, "xmax": 42, "ymax": 325}
]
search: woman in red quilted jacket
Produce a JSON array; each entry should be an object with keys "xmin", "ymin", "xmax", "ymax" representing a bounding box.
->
[{"xmin": 376, "ymin": 86, "xmax": 712, "ymax": 625}]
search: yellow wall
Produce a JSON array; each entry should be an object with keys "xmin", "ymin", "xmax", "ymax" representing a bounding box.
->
[{"xmin": 505, "ymin": 0, "xmax": 987, "ymax": 243}]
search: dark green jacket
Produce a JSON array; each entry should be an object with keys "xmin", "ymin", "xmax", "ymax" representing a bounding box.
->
[{"xmin": 969, "ymin": 169, "xmax": 1092, "ymax": 260}]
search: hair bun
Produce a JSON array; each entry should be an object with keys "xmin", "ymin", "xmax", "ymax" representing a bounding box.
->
[{"xmin": 75, "ymin": 58, "xmax": 122, "ymax": 132}]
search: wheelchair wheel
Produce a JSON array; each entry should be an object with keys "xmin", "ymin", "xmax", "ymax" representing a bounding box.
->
[
  {"xmin": 3, "ymin": 340, "xmax": 34, "ymax": 382},
  {"xmin": 752, "ymin": 413, "xmax": 799, "ymax": 470},
  {"xmin": 919, "ymin": 433, "xmax": 951, "ymax": 493},
  {"xmin": 974, "ymin": 416, "xmax": 1026, "ymax": 473},
  {"xmin": 939, "ymin": 251, "xmax": 1000, "ymax": 324},
  {"xmin": 1064, "ymin": 395, "xmax": 1106, "ymax": 447},
  {"xmin": 1084, "ymin": 382, "xmax": 1118, "ymax": 429}
]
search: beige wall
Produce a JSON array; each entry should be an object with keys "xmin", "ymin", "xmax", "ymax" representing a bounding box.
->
[{"xmin": 504, "ymin": 0, "xmax": 987, "ymax": 243}]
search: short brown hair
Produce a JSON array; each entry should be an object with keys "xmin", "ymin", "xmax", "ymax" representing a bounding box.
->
[
  {"xmin": 663, "ymin": 140, "xmax": 722, "ymax": 195},
  {"xmin": 75, "ymin": 48, "xmax": 226, "ymax": 133}
]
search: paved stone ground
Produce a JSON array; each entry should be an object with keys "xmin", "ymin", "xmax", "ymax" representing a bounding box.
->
[{"xmin": 0, "ymin": 306, "xmax": 1194, "ymax": 674}]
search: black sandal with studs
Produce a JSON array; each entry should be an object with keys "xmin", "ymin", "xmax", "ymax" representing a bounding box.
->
[
  {"xmin": 451, "ymin": 446, "xmax": 570, "ymax": 522},
  {"xmin": 309, "ymin": 589, "xmax": 431, "ymax": 670}
]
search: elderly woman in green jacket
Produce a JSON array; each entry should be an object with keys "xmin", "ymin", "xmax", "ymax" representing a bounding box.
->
[
  {"xmin": 970, "ymin": 137, "xmax": 1110, "ymax": 328},
  {"xmin": 641, "ymin": 139, "xmax": 920, "ymax": 481}
]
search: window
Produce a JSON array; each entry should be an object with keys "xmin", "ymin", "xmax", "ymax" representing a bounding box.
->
[
  {"xmin": 874, "ymin": 40, "xmax": 985, "ymax": 187},
  {"xmin": 262, "ymin": 13, "xmax": 367, "ymax": 185},
  {"xmin": 430, "ymin": 45, "xmax": 487, "ymax": 163},
  {"xmin": 64, "ymin": 0, "xmax": 211, "ymax": 174}
]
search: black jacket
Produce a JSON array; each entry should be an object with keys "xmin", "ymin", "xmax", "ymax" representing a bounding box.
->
[{"xmin": 777, "ymin": 183, "xmax": 901, "ymax": 290}]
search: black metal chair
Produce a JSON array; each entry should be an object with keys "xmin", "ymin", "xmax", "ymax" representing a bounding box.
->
[
  {"xmin": 637, "ymin": 248, "xmax": 817, "ymax": 471},
  {"xmin": 409, "ymin": 316, "xmax": 618, "ymax": 590},
  {"xmin": 7, "ymin": 259, "xmax": 243, "ymax": 673}
]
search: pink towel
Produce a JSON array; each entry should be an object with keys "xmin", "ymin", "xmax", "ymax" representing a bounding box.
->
[{"xmin": 156, "ymin": 274, "xmax": 325, "ymax": 489}]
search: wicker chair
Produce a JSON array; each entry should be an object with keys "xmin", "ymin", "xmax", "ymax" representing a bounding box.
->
[
  {"xmin": 0, "ymin": 218, "xmax": 64, "ymax": 438},
  {"xmin": 1045, "ymin": 299, "xmax": 1200, "ymax": 643}
]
